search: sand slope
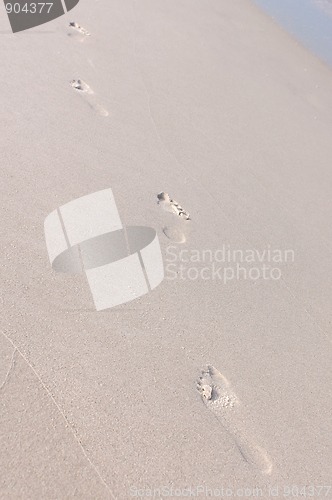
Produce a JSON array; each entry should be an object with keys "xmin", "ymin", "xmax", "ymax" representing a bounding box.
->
[{"xmin": 1, "ymin": 0, "xmax": 332, "ymax": 497}]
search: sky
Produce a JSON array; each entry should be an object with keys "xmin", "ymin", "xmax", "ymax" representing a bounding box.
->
[{"xmin": 252, "ymin": 0, "xmax": 332, "ymax": 67}]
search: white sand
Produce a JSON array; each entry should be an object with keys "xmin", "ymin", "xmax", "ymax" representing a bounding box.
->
[{"xmin": 1, "ymin": 0, "xmax": 332, "ymax": 497}]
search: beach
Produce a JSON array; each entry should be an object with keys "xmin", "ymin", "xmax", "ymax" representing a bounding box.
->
[{"xmin": 1, "ymin": 0, "xmax": 332, "ymax": 497}]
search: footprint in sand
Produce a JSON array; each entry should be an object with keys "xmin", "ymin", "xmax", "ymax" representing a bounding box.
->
[
  {"xmin": 68, "ymin": 21, "xmax": 90, "ymax": 39},
  {"xmin": 157, "ymin": 192, "xmax": 191, "ymax": 220},
  {"xmin": 197, "ymin": 365, "xmax": 273, "ymax": 476},
  {"xmin": 162, "ymin": 226, "xmax": 186, "ymax": 243},
  {"xmin": 157, "ymin": 192, "xmax": 190, "ymax": 243},
  {"xmin": 70, "ymin": 79, "xmax": 109, "ymax": 117}
]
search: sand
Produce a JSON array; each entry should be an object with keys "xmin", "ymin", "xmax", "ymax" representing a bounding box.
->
[{"xmin": 1, "ymin": 0, "xmax": 332, "ymax": 498}]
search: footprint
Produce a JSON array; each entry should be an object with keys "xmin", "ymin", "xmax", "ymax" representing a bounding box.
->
[
  {"xmin": 197, "ymin": 365, "xmax": 273, "ymax": 475},
  {"xmin": 68, "ymin": 21, "xmax": 90, "ymax": 38},
  {"xmin": 70, "ymin": 80, "xmax": 109, "ymax": 117},
  {"xmin": 157, "ymin": 192, "xmax": 190, "ymax": 243},
  {"xmin": 162, "ymin": 226, "xmax": 186, "ymax": 243},
  {"xmin": 71, "ymin": 79, "xmax": 93, "ymax": 94},
  {"xmin": 157, "ymin": 192, "xmax": 191, "ymax": 220}
]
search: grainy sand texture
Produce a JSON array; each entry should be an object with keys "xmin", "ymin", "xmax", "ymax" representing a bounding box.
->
[{"xmin": 1, "ymin": 0, "xmax": 332, "ymax": 498}]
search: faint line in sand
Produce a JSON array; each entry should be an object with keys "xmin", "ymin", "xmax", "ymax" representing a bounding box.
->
[
  {"xmin": 0, "ymin": 330, "xmax": 116, "ymax": 499},
  {"xmin": 0, "ymin": 348, "xmax": 17, "ymax": 391}
]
